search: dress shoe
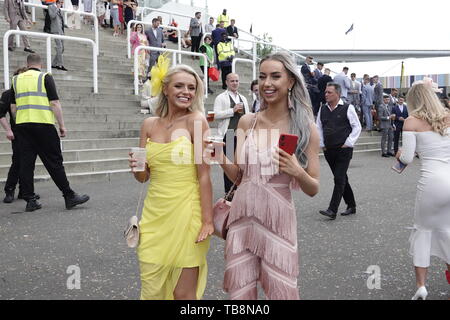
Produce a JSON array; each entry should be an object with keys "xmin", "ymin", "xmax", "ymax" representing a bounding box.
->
[
  {"xmin": 8, "ymin": 47, "xmax": 14, "ymax": 52},
  {"xmin": 208, "ymin": 88, "xmax": 214, "ymax": 94},
  {"xmin": 319, "ymin": 209, "xmax": 336, "ymax": 220},
  {"xmin": 341, "ymin": 207, "xmax": 356, "ymax": 216},
  {"xmin": 18, "ymin": 192, "xmax": 40, "ymax": 200},
  {"xmin": 3, "ymin": 192, "xmax": 14, "ymax": 203},
  {"xmin": 24, "ymin": 47, "xmax": 35, "ymax": 53},
  {"xmin": 56, "ymin": 65, "xmax": 68, "ymax": 71},
  {"xmin": 25, "ymin": 199, "xmax": 42, "ymax": 212},
  {"xmin": 387, "ymin": 152, "xmax": 395, "ymax": 157},
  {"xmin": 411, "ymin": 286, "xmax": 428, "ymax": 300},
  {"xmin": 64, "ymin": 193, "xmax": 90, "ymax": 209},
  {"xmin": 382, "ymin": 153, "xmax": 389, "ymax": 158}
]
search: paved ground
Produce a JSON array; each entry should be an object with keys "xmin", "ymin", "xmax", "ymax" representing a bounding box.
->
[{"xmin": 0, "ymin": 151, "xmax": 449, "ymax": 300}]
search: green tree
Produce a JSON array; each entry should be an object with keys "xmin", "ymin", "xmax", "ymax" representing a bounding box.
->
[{"xmin": 257, "ymin": 33, "xmax": 273, "ymax": 59}]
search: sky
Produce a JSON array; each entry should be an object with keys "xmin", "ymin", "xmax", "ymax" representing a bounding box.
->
[{"xmin": 168, "ymin": 0, "xmax": 450, "ymax": 77}]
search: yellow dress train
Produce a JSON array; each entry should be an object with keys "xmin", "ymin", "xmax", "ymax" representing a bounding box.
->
[{"xmin": 137, "ymin": 136, "xmax": 210, "ymax": 300}]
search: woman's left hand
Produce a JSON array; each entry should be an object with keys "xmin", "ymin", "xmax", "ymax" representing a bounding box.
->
[
  {"xmin": 273, "ymin": 146, "xmax": 304, "ymax": 178},
  {"xmin": 196, "ymin": 222, "xmax": 214, "ymax": 243}
]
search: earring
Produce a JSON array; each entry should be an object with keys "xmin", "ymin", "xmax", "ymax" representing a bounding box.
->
[{"xmin": 288, "ymin": 88, "xmax": 293, "ymax": 109}]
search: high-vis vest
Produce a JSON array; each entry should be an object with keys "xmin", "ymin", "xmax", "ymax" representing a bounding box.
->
[
  {"xmin": 13, "ymin": 69, "xmax": 55, "ymax": 125},
  {"xmin": 217, "ymin": 14, "xmax": 229, "ymax": 27},
  {"xmin": 217, "ymin": 42, "xmax": 235, "ymax": 62}
]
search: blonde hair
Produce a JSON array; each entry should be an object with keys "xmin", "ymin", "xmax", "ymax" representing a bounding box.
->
[
  {"xmin": 406, "ymin": 82, "xmax": 449, "ymax": 136},
  {"xmin": 153, "ymin": 65, "xmax": 205, "ymax": 118}
]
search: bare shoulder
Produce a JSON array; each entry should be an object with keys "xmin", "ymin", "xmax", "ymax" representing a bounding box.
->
[
  {"xmin": 403, "ymin": 116, "xmax": 429, "ymax": 132},
  {"xmin": 237, "ymin": 113, "xmax": 256, "ymax": 131},
  {"xmin": 188, "ymin": 110, "xmax": 207, "ymax": 122},
  {"xmin": 142, "ymin": 116, "xmax": 158, "ymax": 128}
]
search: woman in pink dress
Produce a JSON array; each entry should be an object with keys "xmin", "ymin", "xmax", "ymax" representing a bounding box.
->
[
  {"xmin": 207, "ymin": 52, "xmax": 320, "ymax": 299},
  {"xmin": 130, "ymin": 23, "xmax": 148, "ymax": 83}
]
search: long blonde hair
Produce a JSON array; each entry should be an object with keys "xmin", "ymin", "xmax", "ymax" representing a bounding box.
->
[
  {"xmin": 406, "ymin": 82, "xmax": 449, "ymax": 136},
  {"xmin": 153, "ymin": 64, "xmax": 205, "ymax": 118}
]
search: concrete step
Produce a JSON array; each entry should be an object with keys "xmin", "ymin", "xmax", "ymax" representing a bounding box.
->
[
  {"xmin": 59, "ymin": 129, "xmax": 140, "ymax": 139},
  {"xmin": 64, "ymin": 120, "xmax": 142, "ymax": 131},
  {"xmin": 0, "ymin": 138, "xmax": 139, "ymax": 153},
  {"xmin": 0, "ymin": 157, "xmax": 128, "ymax": 177}
]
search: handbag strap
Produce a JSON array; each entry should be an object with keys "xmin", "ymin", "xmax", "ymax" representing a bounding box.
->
[
  {"xmin": 135, "ymin": 181, "xmax": 146, "ymax": 218},
  {"xmin": 224, "ymin": 114, "xmax": 257, "ymax": 201}
]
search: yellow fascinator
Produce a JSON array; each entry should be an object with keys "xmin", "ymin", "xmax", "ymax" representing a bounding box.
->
[{"xmin": 150, "ymin": 53, "xmax": 171, "ymax": 97}]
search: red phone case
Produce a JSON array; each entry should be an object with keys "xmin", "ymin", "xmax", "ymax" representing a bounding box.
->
[{"xmin": 278, "ymin": 134, "xmax": 299, "ymax": 155}]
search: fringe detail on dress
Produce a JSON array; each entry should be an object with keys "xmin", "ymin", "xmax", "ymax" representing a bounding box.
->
[
  {"xmin": 225, "ymin": 221, "xmax": 298, "ymax": 276},
  {"xmin": 229, "ymin": 282, "xmax": 258, "ymax": 300},
  {"xmin": 260, "ymin": 262, "xmax": 300, "ymax": 300},
  {"xmin": 223, "ymin": 252, "xmax": 260, "ymax": 291},
  {"xmin": 228, "ymin": 183, "xmax": 296, "ymax": 242}
]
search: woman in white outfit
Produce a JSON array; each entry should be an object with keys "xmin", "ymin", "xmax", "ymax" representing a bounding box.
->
[{"xmin": 396, "ymin": 79, "xmax": 450, "ymax": 300}]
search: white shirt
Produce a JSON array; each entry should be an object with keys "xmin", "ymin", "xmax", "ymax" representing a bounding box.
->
[
  {"xmin": 316, "ymin": 99, "xmax": 362, "ymax": 148},
  {"xmin": 152, "ymin": 27, "xmax": 158, "ymax": 39},
  {"xmin": 213, "ymin": 90, "xmax": 250, "ymax": 138},
  {"xmin": 398, "ymin": 104, "xmax": 404, "ymax": 113}
]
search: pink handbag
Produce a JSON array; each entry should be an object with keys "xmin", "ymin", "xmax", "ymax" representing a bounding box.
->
[{"xmin": 212, "ymin": 169, "xmax": 241, "ymax": 240}]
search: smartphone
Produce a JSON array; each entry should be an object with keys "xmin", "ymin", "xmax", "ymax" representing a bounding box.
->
[
  {"xmin": 278, "ymin": 134, "xmax": 299, "ymax": 155},
  {"xmin": 391, "ymin": 160, "xmax": 407, "ymax": 174}
]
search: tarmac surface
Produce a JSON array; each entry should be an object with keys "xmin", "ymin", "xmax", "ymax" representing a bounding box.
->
[{"xmin": 0, "ymin": 151, "xmax": 449, "ymax": 300}]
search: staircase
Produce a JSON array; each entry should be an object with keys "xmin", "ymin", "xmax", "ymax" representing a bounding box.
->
[{"xmin": 0, "ymin": 8, "xmax": 381, "ymax": 187}]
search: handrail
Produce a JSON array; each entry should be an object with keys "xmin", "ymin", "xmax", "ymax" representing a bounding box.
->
[
  {"xmin": 3, "ymin": 30, "xmax": 98, "ymax": 93},
  {"xmin": 134, "ymin": 46, "xmax": 207, "ymax": 98},
  {"xmin": 23, "ymin": 2, "xmax": 99, "ymax": 56},
  {"xmin": 127, "ymin": 20, "xmax": 181, "ymax": 62},
  {"xmin": 232, "ymin": 58, "xmax": 256, "ymax": 82}
]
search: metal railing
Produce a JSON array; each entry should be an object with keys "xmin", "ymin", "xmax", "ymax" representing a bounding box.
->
[
  {"xmin": 3, "ymin": 30, "xmax": 98, "ymax": 93},
  {"xmin": 232, "ymin": 58, "xmax": 256, "ymax": 82},
  {"xmin": 127, "ymin": 20, "xmax": 181, "ymax": 62},
  {"xmin": 134, "ymin": 46, "xmax": 207, "ymax": 97},
  {"xmin": 24, "ymin": 2, "xmax": 99, "ymax": 55}
]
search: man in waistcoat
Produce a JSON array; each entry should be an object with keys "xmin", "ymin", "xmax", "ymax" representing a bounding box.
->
[{"xmin": 316, "ymin": 82, "xmax": 361, "ymax": 220}]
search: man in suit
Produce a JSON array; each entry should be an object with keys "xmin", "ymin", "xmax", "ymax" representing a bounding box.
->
[
  {"xmin": 348, "ymin": 73, "xmax": 362, "ymax": 122},
  {"xmin": 361, "ymin": 75, "xmax": 374, "ymax": 131},
  {"xmin": 378, "ymin": 94, "xmax": 395, "ymax": 157},
  {"xmin": 313, "ymin": 62, "xmax": 324, "ymax": 80},
  {"xmin": 3, "ymin": 0, "xmax": 35, "ymax": 53},
  {"xmin": 316, "ymin": 82, "xmax": 361, "ymax": 220},
  {"xmin": 49, "ymin": 0, "xmax": 67, "ymax": 71},
  {"xmin": 226, "ymin": 19, "xmax": 239, "ymax": 39},
  {"xmin": 189, "ymin": 11, "xmax": 202, "ymax": 56},
  {"xmin": 318, "ymin": 68, "xmax": 333, "ymax": 107},
  {"xmin": 388, "ymin": 88, "xmax": 398, "ymax": 109},
  {"xmin": 333, "ymin": 67, "xmax": 352, "ymax": 102},
  {"xmin": 145, "ymin": 18, "xmax": 166, "ymax": 71},
  {"xmin": 301, "ymin": 56, "xmax": 320, "ymax": 117},
  {"xmin": 391, "ymin": 96, "xmax": 408, "ymax": 154}
]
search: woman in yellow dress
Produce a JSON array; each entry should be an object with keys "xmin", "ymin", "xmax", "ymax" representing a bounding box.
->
[{"xmin": 129, "ymin": 64, "xmax": 214, "ymax": 300}]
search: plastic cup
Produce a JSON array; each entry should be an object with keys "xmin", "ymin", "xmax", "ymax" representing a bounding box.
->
[
  {"xmin": 131, "ymin": 147, "xmax": 146, "ymax": 172},
  {"xmin": 236, "ymin": 103, "xmax": 244, "ymax": 114},
  {"xmin": 207, "ymin": 111, "xmax": 215, "ymax": 122},
  {"xmin": 207, "ymin": 136, "xmax": 222, "ymax": 157}
]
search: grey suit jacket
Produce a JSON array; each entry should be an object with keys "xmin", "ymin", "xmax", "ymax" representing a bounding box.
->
[
  {"xmin": 189, "ymin": 18, "xmax": 202, "ymax": 37},
  {"xmin": 4, "ymin": 0, "xmax": 28, "ymax": 23},
  {"xmin": 145, "ymin": 27, "xmax": 164, "ymax": 55},
  {"xmin": 48, "ymin": 4, "xmax": 64, "ymax": 35},
  {"xmin": 373, "ymin": 83, "xmax": 384, "ymax": 106},
  {"xmin": 377, "ymin": 103, "xmax": 393, "ymax": 129}
]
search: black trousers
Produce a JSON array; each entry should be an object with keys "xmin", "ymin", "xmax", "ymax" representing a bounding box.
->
[
  {"xmin": 221, "ymin": 65, "xmax": 232, "ymax": 89},
  {"xmin": 15, "ymin": 123, "xmax": 74, "ymax": 200},
  {"xmin": 191, "ymin": 36, "xmax": 201, "ymax": 53},
  {"xmin": 4, "ymin": 129, "xmax": 21, "ymax": 194},
  {"xmin": 324, "ymin": 147, "xmax": 356, "ymax": 213},
  {"xmin": 200, "ymin": 66, "xmax": 210, "ymax": 90},
  {"xmin": 223, "ymin": 132, "xmax": 237, "ymax": 195},
  {"xmin": 393, "ymin": 127, "xmax": 402, "ymax": 154}
]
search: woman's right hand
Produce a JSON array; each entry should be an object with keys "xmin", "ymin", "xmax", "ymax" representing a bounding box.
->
[
  {"xmin": 204, "ymin": 138, "xmax": 224, "ymax": 162},
  {"xmin": 128, "ymin": 151, "xmax": 137, "ymax": 171}
]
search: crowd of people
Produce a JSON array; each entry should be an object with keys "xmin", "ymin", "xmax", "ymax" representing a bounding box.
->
[{"xmin": 1, "ymin": 2, "xmax": 450, "ymax": 302}]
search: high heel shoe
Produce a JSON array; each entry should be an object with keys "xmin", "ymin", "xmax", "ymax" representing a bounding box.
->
[
  {"xmin": 446, "ymin": 270, "xmax": 450, "ymax": 284},
  {"xmin": 411, "ymin": 286, "xmax": 428, "ymax": 300}
]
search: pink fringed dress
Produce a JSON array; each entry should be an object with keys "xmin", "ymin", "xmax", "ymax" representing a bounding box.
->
[{"xmin": 223, "ymin": 117, "xmax": 301, "ymax": 300}]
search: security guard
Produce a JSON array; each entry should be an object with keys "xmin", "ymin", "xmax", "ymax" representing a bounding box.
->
[
  {"xmin": 217, "ymin": 32, "xmax": 235, "ymax": 89},
  {"xmin": 10, "ymin": 53, "xmax": 89, "ymax": 212},
  {"xmin": 217, "ymin": 9, "xmax": 230, "ymax": 28}
]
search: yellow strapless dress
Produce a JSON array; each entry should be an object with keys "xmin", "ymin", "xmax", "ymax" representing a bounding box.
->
[{"xmin": 137, "ymin": 136, "xmax": 210, "ymax": 300}]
